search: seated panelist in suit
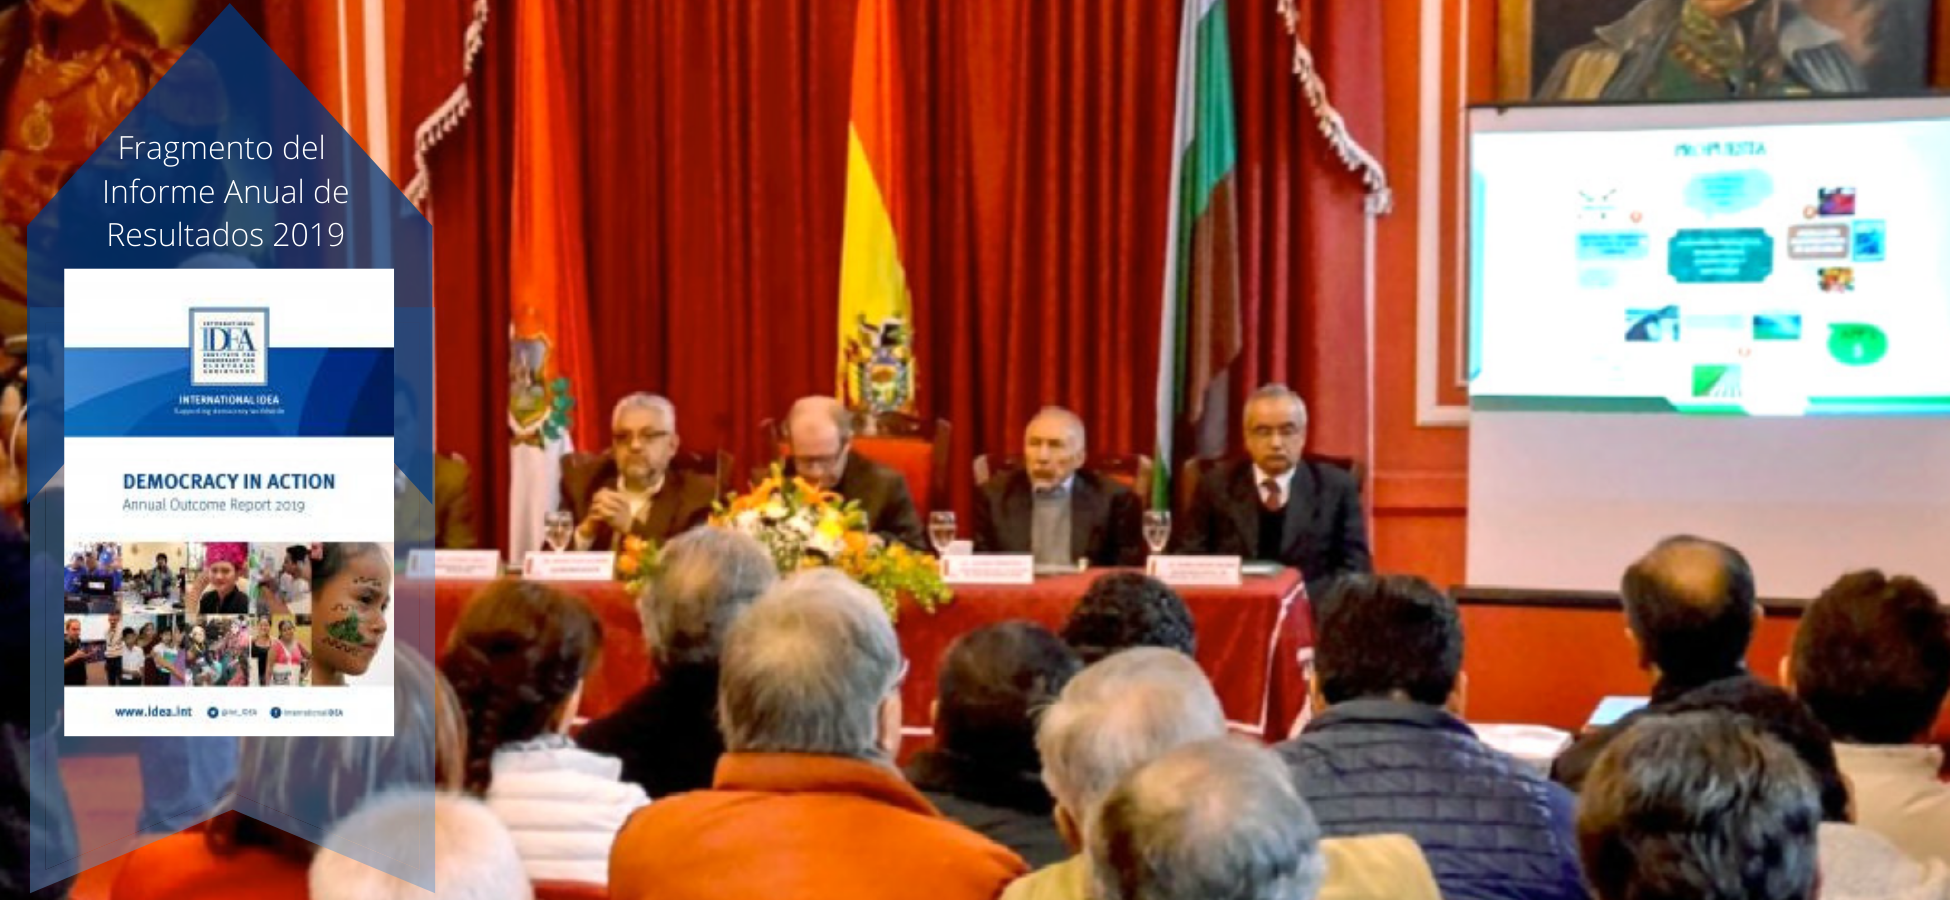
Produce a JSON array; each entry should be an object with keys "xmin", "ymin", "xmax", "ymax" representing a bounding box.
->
[
  {"xmin": 972, "ymin": 406, "xmax": 1144, "ymax": 569},
  {"xmin": 1180, "ymin": 384, "xmax": 1371, "ymax": 598},
  {"xmin": 780, "ymin": 395, "xmax": 926, "ymax": 550},
  {"xmin": 562, "ymin": 393, "xmax": 716, "ymax": 550}
]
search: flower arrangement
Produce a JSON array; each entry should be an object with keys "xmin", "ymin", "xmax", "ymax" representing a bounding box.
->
[
  {"xmin": 709, "ymin": 464, "xmax": 951, "ymax": 621},
  {"xmin": 617, "ymin": 535, "xmax": 662, "ymax": 598}
]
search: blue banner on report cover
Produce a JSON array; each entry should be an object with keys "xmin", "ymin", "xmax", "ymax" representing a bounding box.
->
[
  {"xmin": 22, "ymin": 9, "xmax": 434, "ymax": 892},
  {"xmin": 64, "ymin": 346, "xmax": 395, "ymax": 437}
]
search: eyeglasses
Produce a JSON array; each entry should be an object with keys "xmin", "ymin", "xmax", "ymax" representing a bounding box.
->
[
  {"xmin": 613, "ymin": 428, "xmax": 671, "ymax": 448},
  {"xmin": 1247, "ymin": 424, "xmax": 1303, "ymax": 441}
]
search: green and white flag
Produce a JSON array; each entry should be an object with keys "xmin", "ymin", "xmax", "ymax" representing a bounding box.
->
[{"xmin": 1153, "ymin": 0, "xmax": 1243, "ymax": 510}]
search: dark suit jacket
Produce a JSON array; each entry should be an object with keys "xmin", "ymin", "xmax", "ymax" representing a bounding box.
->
[
  {"xmin": 784, "ymin": 455, "xmax": 926, "ymax": 550},
  {"xmin": 971, "ymin": 469, "xmax": 1144, "ymax": 567},
  {"xmin": 1181, "ymin": 458, "xmax": 1371, "ymax": 594},
  {"xmin": 559, "ymin": 456, "xmax": 717, "ymax": 549}
]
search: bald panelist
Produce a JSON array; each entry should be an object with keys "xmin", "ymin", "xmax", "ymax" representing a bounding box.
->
[
  {"xmin": 1180, "ymin": 384, "xmax": 1370, "ymax": 597},
  {"xmin": 781, "ymin": 396, "xmax": 927, "ymax": 550},
  {"xmin": 972, "ymin": 407, "xmax": 1144, "ymax": 569}
]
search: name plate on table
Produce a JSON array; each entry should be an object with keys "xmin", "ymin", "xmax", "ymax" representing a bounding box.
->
[
  {"xmin": 941, "ymin": 554, "xmax": 1036, "ymax": 585},
  {"xmin": 522, "ymin": 551, "xmax": 617, "ymax": 581},
  {"xmin": 1146, "ymin": 555, "xmax": 1242, "ymax": 587},
  {"xmin": 405, "ymin": 550, "xmax": 501, "ymax": 581}
]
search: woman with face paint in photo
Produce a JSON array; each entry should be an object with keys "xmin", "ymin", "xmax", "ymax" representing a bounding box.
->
[
  {"xmin": 309, "ymin": 543, "xmax": 391, "ymax": 686},
  {"xmin": 193, "ymin": 542, "xmax": 252, "ymax": 616}
]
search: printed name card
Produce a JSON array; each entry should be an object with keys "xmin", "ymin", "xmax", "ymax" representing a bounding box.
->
[
  {"xmin": 1146, "ymin": 555, "xmax": 1242, "ymax": 587},
  {"xmin": 941, "ymin": 554, "xmax": 1036, "ymax": 585},
  {"xmin": 522, "ymin": 551, "xmax": 617, "ymax": 582},
  {"xmin": 405, "ymin": 549, "xmax": 501, "ymax": 581}
]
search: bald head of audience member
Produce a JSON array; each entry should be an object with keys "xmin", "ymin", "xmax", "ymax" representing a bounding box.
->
[
  {"xmin": 1578, "ymin": 713, "xmax": 1821, "ymax": 900},
  {"xmin": 1089, "ymin": 739, "xmax": 1325, "ymax": 900},
  {"xmin": 1619, "ymin": 535, "xmax": 1758, "ymax": 686},
  {"xmin": 308, "ymin": 791, "xmax": 533, "ymax": 900},
  {"xmin": 785, "ymin": 396, "xmax": 855, "ymax": 490},
  {"xmin": 1024, "ymin": 407, "xmax": 1087, "ymax": 490},
  {"xmin": 718, "ymin": 568, "xmax": 905, "ymax": 761},
  {"xmin": 640, "ymin": 526, "xmax": 778, "ymax": 671},
  {"xmin": 1036, "ymin": 648, "xmax": 1228, "ymax": 852}
]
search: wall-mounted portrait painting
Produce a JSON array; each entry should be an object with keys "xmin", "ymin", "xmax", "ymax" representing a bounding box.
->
[{"xmin": 1500, "ymin": 0, "xmax": 1939, "ymax": 101}]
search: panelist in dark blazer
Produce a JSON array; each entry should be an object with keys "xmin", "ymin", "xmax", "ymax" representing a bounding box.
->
[
  {"xmin": 562, "ymin": 393, "xmax": 717, "ymax": 550},
  {"xmin": 781, "ymin": 395, "xmax": 927, "ymax": 550},
  {"xmin": 972, "ymin": 407, "xmax": 1144, "ymax": 569},
  {"xmin": 1181, "ymin": 385, "xmax": 1371, "ymax": 598}
]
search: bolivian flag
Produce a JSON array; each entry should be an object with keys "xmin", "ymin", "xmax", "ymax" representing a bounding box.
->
[{"xmin": 837, "ymin": 0, "xmax": 916, "ymax": 413}]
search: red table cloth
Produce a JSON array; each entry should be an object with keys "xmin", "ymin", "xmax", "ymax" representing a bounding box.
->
[{"xmin": 430, "ymin": 569, "xmax": 1313, "ymax": 742}]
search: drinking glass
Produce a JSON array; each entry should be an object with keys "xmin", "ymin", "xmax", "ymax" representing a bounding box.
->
[
  {"xmin": 1142, "ymin": 510, "xmax": 1172, "ymax": 555},
  {"xmin": 928, "ymin": 511, "xmax": 958, "ymax": 554},
  {"xmin": 543, "ymin": 510, "xmax": 575, "ymax": 552}
]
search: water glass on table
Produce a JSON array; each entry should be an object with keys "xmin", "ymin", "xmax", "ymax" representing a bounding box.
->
[
  {"xmin": 1142, "ymin": 510, "xmax": 1172, "ymax": 555},
  {"xmin": 543, "ymin": 510, "xmax": 575, "ymax": 552},
  {"xmin": 928, "ymin": 511, "xmax": 958, "ymax": 555}
]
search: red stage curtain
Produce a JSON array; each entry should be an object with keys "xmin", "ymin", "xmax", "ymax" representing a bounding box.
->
[{"xmin": 421, "ymin": 0, "xmax": 1383, "ymax": 549}]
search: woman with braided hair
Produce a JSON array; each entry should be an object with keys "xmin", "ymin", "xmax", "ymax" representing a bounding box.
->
[{"xmin": 441, "ymin": 579, "xmax": 647, "ymax": 886}]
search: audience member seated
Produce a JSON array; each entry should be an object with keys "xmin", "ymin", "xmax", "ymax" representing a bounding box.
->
[
  {"xmin": 1788, "ymin": 569, "xmax": 1950, "ymax": 868},
  {"xmin": 1089, "ymin": 738, "xmax": 1325, "ymax": 900},
  {"xmin": 1013, "ymin": 646, "xmax": 1438, "ymax": 900},
  {"xmin": 1657, "ymin": 678, "xmax": 1950, "ymax": 900},
  {"xmin": 608, "ymin": 569, "xmax": 1025, "ymax": 900},
  {"xmin": 781, "ymin": 395, "xmax": 927, "ymax": 550},
  {"xmin": 1553, "ymin": 534, "xmax": 1763, "ymax": 790},
  {"xmin": 310, "ymin": 790, "xmax": 534, "ymax": 900},
  {"xmin": 435, "ymin": 668, "xmax": 467, "ymax": 792},
  {"xmin": 110, "ymin": 645, "xmax": 440, "ymax": 900},
  {"xmin": 442, "ymin": 580, "xmax": 648, "ymax": 886},
  {"xmin": 1003, "ymin": 647, "xmax": 1227, "ymax": 900},
  {"xmin": 1060, "ymin": 572, "xmax": 1195, "ymax": 665},
  {"xmin": 1280, "ymin": 574, "xmax": 1586, "ymax": 900},
  {"xmin": 906, "ymin": 622, "xmax": 1082, "ymax": 868},
  {"xmin": 578, "ymin": 527, "xmax": 777, "ymax": 799},
  {"xmin": 1578, "ymin": 713, "xmax": 1821, "ymax": 900}
]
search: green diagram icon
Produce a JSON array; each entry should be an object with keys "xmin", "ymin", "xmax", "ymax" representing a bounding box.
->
[{"xmin": 1828, "ymin": 324, "xmax": 1888, "ymax": 366}]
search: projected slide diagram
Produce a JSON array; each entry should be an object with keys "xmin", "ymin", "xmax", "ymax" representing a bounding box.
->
[{"xmin": 1470, "ymin": 116, "xmax": 1950, "ymax": 416}]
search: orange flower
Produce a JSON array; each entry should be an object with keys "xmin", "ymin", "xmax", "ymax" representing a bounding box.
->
[
  {"xmin": 616, "ymin": 554, "xmax": 640, "ymax": 576},
  {"xmin": 622, "ymin": 536, "xmax": 646, "ymax": 555}
]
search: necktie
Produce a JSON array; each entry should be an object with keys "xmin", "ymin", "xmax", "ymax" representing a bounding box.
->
[{"xmin": 1261, "ymin": 478, "xmax": 1283, "ymax": 511}]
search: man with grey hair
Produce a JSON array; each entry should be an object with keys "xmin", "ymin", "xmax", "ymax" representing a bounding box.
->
[
  {"xmin": 562, "ymin": 392, "xmax": 716, "ymax": 550},
  {"xmin": 608, "ymin": 569, "xmax": 1026, "ymax": 900},
  {"xmin": 577, "ymin": 526, "xmax": 778, "ymax": 798},
  {"xmin": 974, "ymin": 406, "xmax": 1145, "ymax": 569},
  {"xmin": 780, "ymin": 394, "xmax": 926, "ymax": 549},
  {"xmin": 1011, "ymin": 647, "xmax": 1443, "ymax": 900},
  {"xmin": 1578, "ymin": 712, "xmax": 1823, "ymax": 900},
  {"xmin": 1180, "ymin": 384, "xmax": 1369, "ymax": 599},
  {"xmin": 1089, "ymin": 739, "xmax": 1326, "ymax": 900},
  {"xmin": 309, "ymin": 791, "xmax": 533, "ymax": 900},
  {"xmin": 1009, "ymin": 648, "xmax": 1228, "ymax": 899}
]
